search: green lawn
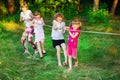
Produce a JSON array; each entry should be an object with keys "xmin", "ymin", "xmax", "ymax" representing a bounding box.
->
[{"xmin": 0, "ymin": 21, "xmax": 120, "ymax": 80}]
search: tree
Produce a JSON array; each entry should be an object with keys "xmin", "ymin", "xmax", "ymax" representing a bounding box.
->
[
  {"xmin": 7, "ymin": 0, "xmax": 15, "ymax": 14},
  {"xmin": 93, "ymin": 0, "xmax": 100, "ymax": 11},
  {"xmin": 110, "ymin": 0, "xmax": 118, "ymax": 16}
]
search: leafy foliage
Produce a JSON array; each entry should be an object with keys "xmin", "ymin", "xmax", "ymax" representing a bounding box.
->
[
  {"xmin": 28, "ymin": 0, "xmax": 79, "ymax": 19},
  {"xmin": 0, "ymin": 0, "xmax": 8, "ymax": 18},
  {"xmin": 87, "ymin": 8, "xmax": 109, "ymax": 26}
]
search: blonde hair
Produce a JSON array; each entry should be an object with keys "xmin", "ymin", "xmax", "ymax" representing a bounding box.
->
[
  {"xmin": 20, "ymin": 2, "xmax": 28, "ymax": 10},
  {"xmin": 71, "ymin": 18, "xmax": 82, "ymax": 27},
  {"xmin": 54, "ymin": 12, "xmax": 64, "ymax": 20}
]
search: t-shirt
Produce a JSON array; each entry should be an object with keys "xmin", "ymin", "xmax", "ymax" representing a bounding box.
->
[
  {"xmin": 67, "ymin": 26, "xmax": 80, "ymax": 48},
  {"xmin": 20, "ymin": 10, "xmax": 32, "ymax": 27},
  {"xmin": 51, "ymin": 20, "xmax": 65, "ymax": 40}
]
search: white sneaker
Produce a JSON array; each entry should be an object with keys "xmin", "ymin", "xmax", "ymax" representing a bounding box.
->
[
  {"xmin": 34, "ymin": 50, "xmax": 38, "ymax": 54},
  {"xmin": 24, "ymin": 50, "xmax": 30, "ymax": 54}
]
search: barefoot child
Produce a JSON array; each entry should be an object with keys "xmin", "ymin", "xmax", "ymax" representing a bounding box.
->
[
  {"xmin": 66, "ymin": 19, "xmax": 82, "ymax": 72},
  {"xmin": 32, "ymin": 11, "xmax": 46, "ymax": 59},
  {"xmin": 20, "ymin": 2, "xmax": 37, "ymax": 54},
  {"xmin": 51, "ymin": 12, "xmax": 67, "ymax": 67}
]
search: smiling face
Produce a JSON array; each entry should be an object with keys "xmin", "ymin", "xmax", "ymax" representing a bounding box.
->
[
  {"xmin": 71, "ymin": 19, "xmax": 81, "ymax": 30},
  {"xmin": 21, "ymin": 6, "xmax": 27, "ymax": 12},
  {"xmin": 56, "ymin": 16, "xmax": 63, "ymax": 23}
]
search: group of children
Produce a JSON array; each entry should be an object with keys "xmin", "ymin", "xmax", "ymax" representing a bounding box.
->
[
  {"xmin": 20, "ymin": 2, "xmax": 82, "ymax": 72},
  {"xmin": 20, "ymin": 3, "xmax": 46, "ymax": 59}
]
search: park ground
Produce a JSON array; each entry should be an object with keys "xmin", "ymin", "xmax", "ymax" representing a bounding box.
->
[{"xmin": 0, "ymin": 17, "xmax": 120, "ymax": 80}]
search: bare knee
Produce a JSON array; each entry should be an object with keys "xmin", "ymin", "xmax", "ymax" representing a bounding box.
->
[
  {"xmin": 56, "ymin": 46, "xmax": 61, "ymax": 54},
  {"xmin": 21, "ymin": 37, "xmax": 26, "ymax": 43}
]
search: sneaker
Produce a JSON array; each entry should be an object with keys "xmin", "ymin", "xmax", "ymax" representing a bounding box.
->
[
  {"xmin": 43, "ymin": 51, "xmax": 46, "ymax": 55},
  {"xmin": 63, "ymin": 62, "xmax": 68, "ymax": 66},
  {"xmin": 40, "ymin": 56, "xmax": 43, "ymax": 59},
  {"xmin": 23, "ymin": 50, "xmax": 30, "ymax": 54},
  {"xmin": 34, "ymin": 50, "xmax": 38, "ymax": 54}
]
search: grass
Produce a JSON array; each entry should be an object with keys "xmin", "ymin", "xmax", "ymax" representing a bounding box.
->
[{"xmin": 0, "ymin": 18, "xmax": 120, "ymax": 80}]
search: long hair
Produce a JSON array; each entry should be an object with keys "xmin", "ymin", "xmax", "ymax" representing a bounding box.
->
[{"xmin": 71, "ymin": 18, "xmax": 82, "ymax": 28}]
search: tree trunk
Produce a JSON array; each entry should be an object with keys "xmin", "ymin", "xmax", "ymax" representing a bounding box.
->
[
  {"xmin": 7, "ymin": 0, "xmax": 15, "ymax": 14},
  {"xmin": 93, "ymin": 0, "xmax": 99, "ymax": 12},
  {"xmin": 110, "ymin": 0, "xmax": 118, "ymax": 16}
]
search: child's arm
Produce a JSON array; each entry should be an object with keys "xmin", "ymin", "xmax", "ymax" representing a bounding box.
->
[
  {"xmin": 64, "ymin": 26, "xmax": 70, "ymax": 31},
  {"xmin": 53, "ymin": 21, "xmax": 59, "ymax": 30},
  {"xmin": 62, "ymin": 26, "xmax": 69, "ymax": 33},
  {"xmin": 53, "ymin": 26, "xmax": 59, "ymax": 30},
  {"xmin": 30, "ymin": 19, "xmax": 36, "ymax": 27},
  {"xmin": 69, "ymin": 31, "xmax": 79, "ymax": 38},
  {"xmin": 41, "ymin": 18, "xmax": 45, "ymax": 26},
  {"xmin": 20, "ymin": 17, "xmax": 24, "ymax": 22}
]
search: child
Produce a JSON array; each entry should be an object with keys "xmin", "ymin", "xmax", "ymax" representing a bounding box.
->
[
  {"xmin": 20, "ymin": 2, "xmax": 37, "ymax": 54},
  {"xmin": 51, "ymin": 12, "xmax": 67, "ymax": 67},
  {"xmin": 32, "ymin": 11, "xmax": 46, "ymax": 59},
  {"xmin": 66, "ymin": 19, "xmax": 82, "ymax": 72}
]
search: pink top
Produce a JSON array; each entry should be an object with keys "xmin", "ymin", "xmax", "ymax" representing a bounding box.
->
[{"xmin": 67, "ymin": 26, "xmax": 80, "ymax": 48}]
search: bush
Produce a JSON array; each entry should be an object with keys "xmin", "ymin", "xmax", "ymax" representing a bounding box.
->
[
  {"xmin": 0, "ymin": 1, "xmax": 8, "ymax": 18},
  {"xmin": 0, "ymin": 23, "xmax": 5, "ymax": 33},
  {"xmin": 87, "ymin": 9, "xmax": 109, "ymax": 26},
  {"xmin": 29, "ymin": 0, "xmax": 79, "ymax": 19}
]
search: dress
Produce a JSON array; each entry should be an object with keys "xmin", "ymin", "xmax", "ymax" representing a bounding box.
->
[
  {"xmin": 33, "ymin": 18, "xmax": 44, "ymax": 43},
  {"xmin": 67, "ymin": 26, "xmax": 80, "ymax": 58}
]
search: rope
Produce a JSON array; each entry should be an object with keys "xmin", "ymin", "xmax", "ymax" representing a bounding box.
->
[
  {"xmin": 45, "ymin": 24, "xmax": 120, "ymax": 36},
  {"xmin": 81, "ymin": 30, "xmax": 120, "ymax": 36}
]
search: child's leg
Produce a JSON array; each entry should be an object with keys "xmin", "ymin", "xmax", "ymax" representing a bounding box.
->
[
  {"xmin": 61, "ymin": 43, "xmax": 67, "ymax": 65},
  {"xmin": 72, "ymin": 47, "xmax": 78, "ymax": 67},
  {"xmin": 21, "ymin": 37, "xmax": 27, "ymax": 50},
  {"xmin": 21, "ymin": 30, "xmax": 29, "ymax": 53},
  {"xmin": 41, "ymin": 40, "xmax": 46, "ymax": 53},
  {"xmin": 28, "ymin": 37, "xmax": 37, "ymax": 50},
  {"xmin": 28, "ymin": 26, "xmax": 37, "ymax": 51},
  {"xmin": 74, "ymin": 58, "xmax": 78, "ymax": 67},
  {"xmin": 56, "ymin": 45, "xmax": 62, "ymax": 67},
  {"xmin": 37, "ymin": 42, "xmax": 43, "ymax": 58},
  {"xmin": 67, "ymin": 56, "xmax": 72, "ymax": 72}
]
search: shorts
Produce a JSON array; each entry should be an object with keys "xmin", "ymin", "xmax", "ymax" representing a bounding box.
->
[
  {"xmin": 52, "ymin": 39, "xmax": 65, "ymax": 48},
  {"xmin": 67, "ymin": 46, "xmax": 77, "ymax": 59}
]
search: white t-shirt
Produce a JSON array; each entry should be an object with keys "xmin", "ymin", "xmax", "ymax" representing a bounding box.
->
[
  {"xmin": 20, "ymin": 10, "xmax": 32, "ymax": 27},
  {"xmin": 51, "ymin": 20, "xmax": 65, "ymax": 40}
]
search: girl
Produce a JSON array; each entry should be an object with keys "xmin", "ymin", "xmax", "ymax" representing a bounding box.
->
[
  {"xmin": 32, "ymin": 11, "xmax": 46, "ymax": 59},
  {"xmin": 51, "ymin": 12, "xmax": 67, "ymax": 67},
  {"xmin": 66, "ymin": 19, "xmax": 82, "ymax": 72},
  {"xmin": 20, "ymin": 2, "xmax": 37, "ymax": 54}
]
